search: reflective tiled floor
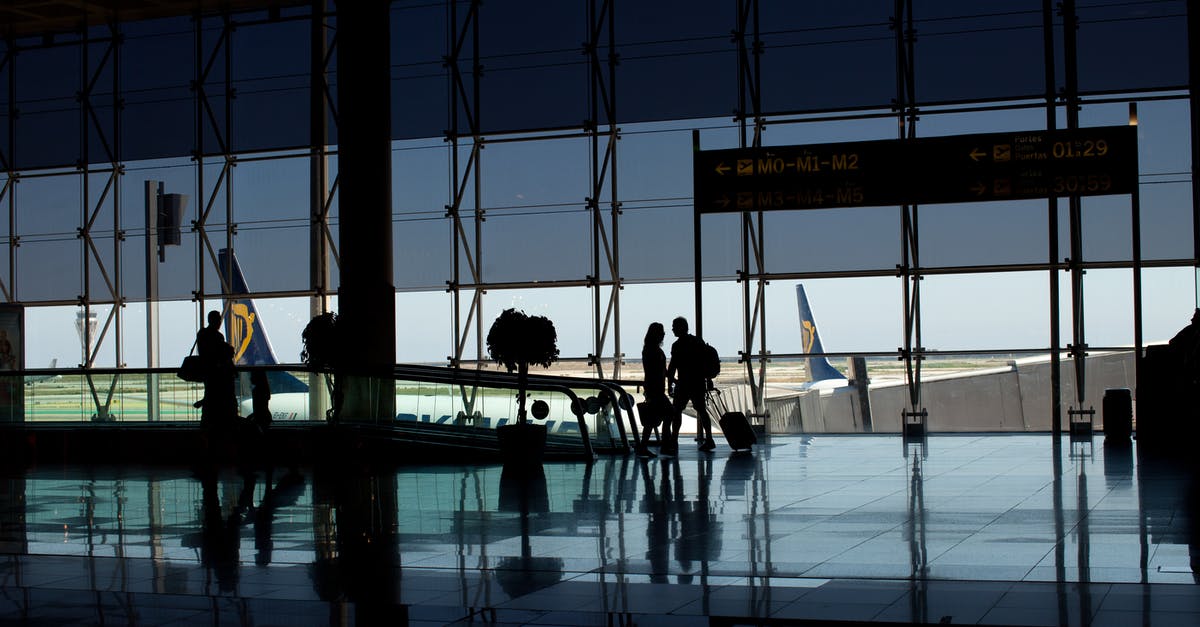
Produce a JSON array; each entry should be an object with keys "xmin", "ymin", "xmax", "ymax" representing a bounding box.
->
[{"xmin": 1, "ymin": 434, "xmax": 1198, "ymax": 625}]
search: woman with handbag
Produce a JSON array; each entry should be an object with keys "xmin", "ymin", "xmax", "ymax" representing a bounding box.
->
[
  {"xmin": 196, "ymin": 310, "xmax": 237, "ymax": 431},
  {"xmin": 639, "ymin": 322, "xmax": 674, "ymax": 458}
]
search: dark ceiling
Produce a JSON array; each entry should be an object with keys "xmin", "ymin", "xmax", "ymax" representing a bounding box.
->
[{"xmin": 0, "ymin": 1, "xmax": 308, "ymax": 40}]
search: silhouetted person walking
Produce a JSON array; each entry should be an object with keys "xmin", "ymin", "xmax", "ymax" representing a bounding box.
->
[
  {"xmin": 248, "ymin": 370, "xmax": 272, "ymax": 432},
  {"xmin": 1170, "ymin": 308, "xmax": 1200, "ymax": 387},
  {"xmin": 196, "ymin": 310, "xmax": 237, "ymax": 432},
  {"xmin": 667, "ymin": 317, "xmax": 714, "ymax": 451},
  {"xmin": 642, "ymin": 322, "xmax": 673, "ymax": 457}
]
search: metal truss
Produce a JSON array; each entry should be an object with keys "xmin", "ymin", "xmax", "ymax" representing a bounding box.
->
[
  {"xmin": 192, "ymin": 11, "xmax": 236, "ymax": 313},
  {"xmin": 446, "ymin": 0, "xmax": 483, "ymax": 370},
  {"xmin": 77, "ymin": 20, "xmax": 122, "ymax": 419},
  {"xmin": 586, "ymin": 0, "xmax": 620, "ymax": 379},
  {"xmin": 1043, "ymin": 0, "xmax": 1064, "ymax": 434},
  {"xmin": 308, "ymin": 0, "xmax": 336, "ymax": 420},
  {"xmin": 895, "ymin": 0, "xmax": 925, "ymax": 427},
  {"xmin": 311, "ymin": 0, "xmax": 337, "ymax": 315},
  {"xmin": 733, "ymin": 0, "xmax": 769, "ymax": 423},
  {"xmin": 442, "ymin": 0, "xmax": 622, "ymax": 383},
  {"xmin": 0, "ymin": 40, "xmax": 13, "ymax": 304}
]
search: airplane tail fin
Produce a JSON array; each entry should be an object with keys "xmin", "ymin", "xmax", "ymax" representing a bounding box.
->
[
  {"xmin": 218, "ymin": 248, "xmax": 309, "ymax": 394},
  {"xmin": 797, "ymin": 284, "xmax": 847, "ymax": 382}
]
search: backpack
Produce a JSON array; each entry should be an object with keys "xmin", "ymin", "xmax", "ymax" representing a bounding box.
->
[{"xmin": 700, "ymin": 341, "xmax": 721, "ymax": 379}]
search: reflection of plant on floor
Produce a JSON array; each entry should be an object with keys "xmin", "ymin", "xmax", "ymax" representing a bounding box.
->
[
  {"xmin": 301, "ymin": 312, "xmax": 343, "ymax": 422},
  {"xmin": 496, "ymin": 465, "xmax": 563, "ymax": 598},
  {"xmin": 486, "ymin": 308, "xmax": 559, "ymax": 425}
]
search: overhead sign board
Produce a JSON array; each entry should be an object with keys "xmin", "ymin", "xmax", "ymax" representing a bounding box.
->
[{"xmin": 694, "ymin": 126, "xmax": 1138, "ymax": 213}]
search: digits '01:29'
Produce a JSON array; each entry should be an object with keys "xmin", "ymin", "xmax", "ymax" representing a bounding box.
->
[{"xmin": 1052, "ymin": 139, "xmax": 1109, "ymax": 159}]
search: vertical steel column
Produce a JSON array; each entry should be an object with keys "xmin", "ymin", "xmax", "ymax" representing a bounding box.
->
[
  {"xmin": 1131, "ymin": 112, "xmax": 1143, "ymax": 399},
  {"xmin": 895, "ymin": 0, "xmax": 924, "ymax": 423},
  {"xmin": 79, "ymin": 20, "xmax": 124, "ymax": 418},
  {"xmin": 693, "ymin": 129, "xmax": 703, "ymax": 339},
  {"xmin": 1, "ymin": 40, "xmax": 12, "ymax": 303},
  {"xmin": 1190, "ymin": 1, "xmax": 1200, "ymax": 306},
  {"xmin": 586, "ymin": 0, "xmax": 621, "ymax": 379},
  {"xmin": 223, "ymin": 13, "xmax": 234, "ymax": 299},
  {"xmin": 1062, "ymin": 0, "xmax": 1089, "ymax": 418},
  {"xmin": 447, "ymin": 0, "xmax": 484, "ymax": 369},
  {"xmin": 80, "ymin": 26, "xmax": 93, "ymax": 368},
  {"xmin": 310, "ymin": 1, "xmax": 336, "ymax": 420},
  {"xmin": 310, "ymin": 1, "xmax": 334, "ymax": 313},
  {"xmin": 194, "ymin": 11, "xmax": 204, "ymax": 317},
  {"xmin": 734, "ymin": 0, "xmax": 768, "ymax": 421},
  {"xmin": 111, "ymin": 21, "xmax": 122, "ymax": 370},
  {"xmin": 1043, "ymin": 0, "xmax": 1063, "ymax": 435}
]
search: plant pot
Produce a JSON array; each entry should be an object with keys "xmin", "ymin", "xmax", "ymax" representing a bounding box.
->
[{"xmin": 496, "ymin": 422, "xmax": 547, "ymax": 466}]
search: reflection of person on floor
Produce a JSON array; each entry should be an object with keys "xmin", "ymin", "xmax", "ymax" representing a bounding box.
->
[
  {"xmin": 639, "ymin": 458, "xmax": 671, "ymax": 583},
  {"xmin": 198, "ymin": 472, "xmax": 242, "ymax": 593},
  {"xmin": 196, "ymin": 467, "xmax": 306, "ymax": 583},
  {"xmin": 254, "ymin": 469, "xmax": 305, "ymax": 566},
  {"xmin": 675, "ymin": 457, "xmax": 718, "ymax": 583}
]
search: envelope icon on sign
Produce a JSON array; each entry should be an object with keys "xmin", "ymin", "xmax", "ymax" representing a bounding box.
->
[{"xmin": 737, "ymin": 192, "xmax": 753, "ymax": 209}]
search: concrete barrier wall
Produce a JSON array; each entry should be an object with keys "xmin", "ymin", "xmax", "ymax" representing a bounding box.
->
[{"xmin": 763, "ymin": 351, "xmax": 1137, "ymax": 434}]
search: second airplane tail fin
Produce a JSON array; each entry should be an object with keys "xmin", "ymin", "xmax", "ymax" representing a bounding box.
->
[
  {"xmin": 797, "ymin": 284, "xmax": 848, "ymax": 383},
  {"xmin": 219, "ymin": 248, "xmax": 309, "ymax": 394}
]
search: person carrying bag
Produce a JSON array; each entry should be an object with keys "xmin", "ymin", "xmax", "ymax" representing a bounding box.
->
[
  {"xmin": 638, "ymin": 322, "xmax": 674, "ymax": 458},
  {"xmin": 178, "ymin": 338, "xmax": 204, "ymax": 383}
]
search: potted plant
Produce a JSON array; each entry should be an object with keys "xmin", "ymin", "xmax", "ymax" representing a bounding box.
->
[
  {"xmin": 301, "ymin": 311, "xmax": 344, "ymax": 423},
  {"xmin": 486, "ymin": 308, "xmax": 560, "ymax": 463}
]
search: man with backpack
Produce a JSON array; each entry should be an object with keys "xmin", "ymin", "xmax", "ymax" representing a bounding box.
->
[{"xmin": 667, "ymin": 316, "xmax": 716, "ymax": 451}]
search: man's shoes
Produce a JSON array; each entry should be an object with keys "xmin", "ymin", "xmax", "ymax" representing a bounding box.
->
[
  {"xmin": 636, "ymin": 446, "xmax": 657, "ymax": 459},
  {"xmin": 699, "ymin": 438, "xmax": 716, "ymax": 452},
  {"xmin": 659, "ymin": 443, "xmax": 677, "ymax": 457}
]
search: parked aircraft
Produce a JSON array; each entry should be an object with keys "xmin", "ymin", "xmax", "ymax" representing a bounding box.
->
[
  {"xmin": 24, "ymin": 358, "xmax": 62, "ymax": 385},
  {"xmin": 796, "ymin": 284, "xmax": 851, "ymax": 389}
]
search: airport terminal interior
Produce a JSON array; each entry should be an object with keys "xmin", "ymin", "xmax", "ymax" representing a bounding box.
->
[{"xmin": 1, "ymin": 1, "xmax": 1199, "ymax": 625}]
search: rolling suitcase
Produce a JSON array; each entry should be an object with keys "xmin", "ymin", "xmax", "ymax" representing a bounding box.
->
[{"xmin": 706, "ymin": 389, "xmax": 756, "ymax": 451}]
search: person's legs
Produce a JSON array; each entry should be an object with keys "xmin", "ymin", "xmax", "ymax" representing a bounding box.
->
[
  {"xmin": 664, "ymin": 393, "xmax": 687, "ymax": 456},
  {"xmin": 692, "ymin": 388, "xmax": 715, "ymax": 450},
  {"xmin": 637, "ymin": 423, "xmax": 656, "ymax": 457},
  {"xmin": 669, "ymin": 405, "xmax": 682, "ymax": 452}
]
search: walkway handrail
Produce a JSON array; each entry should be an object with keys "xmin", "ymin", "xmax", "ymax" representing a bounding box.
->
[
  {"xmin": 391, "ymin": 364, "xmax": 637, "ymax": 450},
  {"xmin": 11, "ymin": 363, "xmax": 635, "ymax": 457}
]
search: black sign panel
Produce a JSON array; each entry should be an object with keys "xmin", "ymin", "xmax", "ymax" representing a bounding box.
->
[{"xmin": 694, "ymin": 126, "xmax": 1138, "ymax": 213}]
